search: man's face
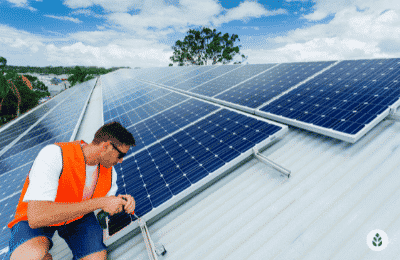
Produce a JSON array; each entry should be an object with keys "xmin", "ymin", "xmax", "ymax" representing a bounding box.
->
[{"xmin": 101, "ymin": 142, "xmax": 131, "ymax": 168}]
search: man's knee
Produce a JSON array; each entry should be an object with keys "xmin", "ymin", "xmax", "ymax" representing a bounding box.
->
[{"xmin": 10, "ymin": 236, "xmax": 51, "ymax": 260}]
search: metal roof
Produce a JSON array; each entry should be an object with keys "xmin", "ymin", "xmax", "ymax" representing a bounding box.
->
[{"xmin": 47, "ymin": 72, "xmax": 400, "ymax": 260}]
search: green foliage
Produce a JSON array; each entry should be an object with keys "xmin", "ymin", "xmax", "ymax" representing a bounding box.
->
[
  {"xmin": 11, "ymin": 76, "xmax": 40, "ymax": 114},
  {"xmin": 4, "ymin": 65, "xmax": 119, "ymax": 76},
  {"xmin": 0, "ymin": 74, "xmax": 10, "ymax": 100},
  {"xmin": 0, "ymin": 56, "xmax": 6, "ymax": 71},
  {"xmin": 68, "ymin": 66, "xmax": 88, "ymax": 86},
  {"xmin": 170, "ymin": 27, "xmax": 247, "ymax": 66},
  {"xmin": 23, "ymin": 74, "xmax": 38, "ymax": 82},
  {"xmin": 0, "ymin": 74, "xmax": 48, "ymax": 126},
  {"xmin": 4, "ymin": 70, "xmax": 18, "ymax": 80},
  {"xmin": 85, "ymin": 75, "xmax": 95, "ymax": 81},
  {"xmin": 0, "ymin": 56, "xmax": 119, "ymax": 126},
  {"xmin": 23, "ymin": 74, "xmax": 48, "ymax": 92}
]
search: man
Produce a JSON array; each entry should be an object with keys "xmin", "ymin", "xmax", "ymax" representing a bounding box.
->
[{"xmin": 8, "ymin": 122, "xmax": 136, "ymax": 260}]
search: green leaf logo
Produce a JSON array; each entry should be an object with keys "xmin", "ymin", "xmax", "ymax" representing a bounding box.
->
[
  {"xmin": 373, "ymin": 233, "xmax": 382, "ymax": 247},
  {"xmin": 367, "ymin": 229, "xmax": 388, "ymax": 251}
]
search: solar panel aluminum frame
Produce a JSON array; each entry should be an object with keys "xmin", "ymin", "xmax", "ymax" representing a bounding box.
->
[
  {"xmin": 70, "ymin": 78, "xmax": 98, "ymax": 142},
  {"xmin": 140, "ymin": 79, "xmax": 257, "ymax": 115},
  {"xmin": 255, "ymin": 97, "xmax": 400, "ymax": 143},
  {"xmin": 102, "ymin": 108, "xmax": 288, "ymax": 246},
  {"xmin": 254, "ymin": 61, "xmax": 341, "ymax": 111},
  {"xmin": 207, "ymin": 63, "xmax": 280, "ymax": 99}
]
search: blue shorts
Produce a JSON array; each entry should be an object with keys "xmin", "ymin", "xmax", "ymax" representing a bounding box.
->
[{"xmin": 9, "ymin": 213, "xmax": 107, "ymax": 260}]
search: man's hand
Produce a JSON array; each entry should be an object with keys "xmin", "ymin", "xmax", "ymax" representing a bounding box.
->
[
  {"xmin": 101, "ymin": 196, "xmax": 127, "ymax": 216},
  {"xmin": 117, "ymin": 194, "xmax": 135, "ymax": 214}
]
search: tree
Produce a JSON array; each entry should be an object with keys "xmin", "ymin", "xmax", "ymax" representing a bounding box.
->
[
  {"xmin": 169, "ymin": 27, "xmax": 247, "ymax": 66},
  {"xmin": 68, "ymin": 66, "xmax": 87, "ymax": 86},
  {"xmin": 0, "ymin": 56, "xmax": 9, "ymax": 114},
  {"xmin": 0, "ymin": 56, "xmax": 6, "ymax": 71}
]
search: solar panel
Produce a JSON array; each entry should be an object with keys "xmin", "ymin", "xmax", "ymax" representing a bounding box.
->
[
  {"xmin": 171, "ymin": 65, "xmax": 242, "ymax": 91},
  {"xmin": 107, "ymin": 107, "xmax": 287, "ymax": 237},
  {"xmin": 0, "ymin": 80, "xmax": 97, "ymax": 255},
  {"xmin": 0, "ymin": 194, "xmax": 20, "ymax": 255},
  {"xmin": 161, "ymin": 66, "xmax": 216, "ymax": 86},
  {"xmin": 100, "ymin": 71, "xmax": 288, "ymax": 240},
  {"xmin": 0, "ymin": 88, "xmax": 71, "ymax": 153},
  {"xmin": 0, "ymin": 80, "xmax": 96, "ymax": 164},
  {"xmin": 154, "ymin": 66, "xmax": 198, "ymax": 83},
  {"xmin": 133, "ymin": 67, "xmax": 170, "ymax": 82},
  {"xmin": 189, "ymin": 64, "xmax": 277, "ymax": 97},
  {"xmin": 213, "ymin": 61, "xmax": 336, "ymax": 108},
  {"xmin": 257, "ymin": 58, "xmax": 400, "ymax": 142}
]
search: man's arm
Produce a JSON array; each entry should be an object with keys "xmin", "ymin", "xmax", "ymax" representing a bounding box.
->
[{"xmin": 27, "ymin": 196, "xmax": 126, "ymax": 229}]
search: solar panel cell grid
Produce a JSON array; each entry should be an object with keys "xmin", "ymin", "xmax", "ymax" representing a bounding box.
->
[
  {"xmin": 259, "ymin": 58, "xmax": 400, "ymax": 140},
  {"xmin": 0, "ymin": 194, "xmax": 22, "ymax": 253},
  {"xmin": 0, "ymin": 90, "xmax": 88, "ymax": 161},
  {"xmin": 214, "ymin": 61, "xmax": 336, "ymax": 108},
  {"xmin": 0, "ymin": 102, "xmax": 56, "ymax": 152},
  {"xmin": 172, "ymin": 65, "xmax": 241, "ymax": 91},
  {"xmin": 125, "ymin": 99, "xmax": 219, "ymax": 155},
  {"xmin": 155, "ymin": 66, "xmax": 196, "ymax": 83},
  {"xmin": 189, "ymin": 64, "xmax": 276, "ymax": 97},
  {"xmin": 162, "ymin": 66, "xmax": 216, "ymax": 86},
  {"xmin": 108, "ymin": 108, "xmax": 283, "ymax": 235}
]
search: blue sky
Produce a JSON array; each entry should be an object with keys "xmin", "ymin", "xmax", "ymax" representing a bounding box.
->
[{"xmin": 1, "ymin": 0, "xmax": 400, "ymax": 68}]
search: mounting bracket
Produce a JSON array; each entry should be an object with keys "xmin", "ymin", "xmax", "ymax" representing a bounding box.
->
[{"xmin": 253, "ymin": 148, "xmax": 291, "ymax": 178}]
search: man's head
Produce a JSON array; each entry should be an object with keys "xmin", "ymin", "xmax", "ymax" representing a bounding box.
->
[{"xmin": 92, "ymin": 122, "xmax": 135, "ymax": 168}]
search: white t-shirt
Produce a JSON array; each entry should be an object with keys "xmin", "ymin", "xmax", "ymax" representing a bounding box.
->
[{"xmin": 23, "ymin": 144, "xmax": 118, "ymax": 202}]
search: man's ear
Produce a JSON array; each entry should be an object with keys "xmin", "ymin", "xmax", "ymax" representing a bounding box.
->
[{"xmin": 100, "ymin": 141, "xmax": 111, "ymax": 151}]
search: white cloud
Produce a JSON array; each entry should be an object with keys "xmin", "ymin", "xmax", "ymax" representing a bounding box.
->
[
  {"xmin": 70, "ymin": 9, "xmax": 105, "ymax": 18},
  {"xmin": 65, "ymin": 0, "xmax": 284, "ymax": 38},
  {"xmin": 0, "ymin": 24, "xmax": 172, "ymax": 68},
  {"xmin": 44, "ymin": 15, "xmax": 82, "ymax": 23},
  {"xmin": 45, "ymin": 40, "xmax": 171, "ymax": 68},
  {"xmin": 107, "ymin": 0, "xmax": 222, "ymax": 33},
  {"xmin": 5, "ymin": 0, "xmax": 39, "ymax": 11},
  {"xmin": 244, "ymin": 1, "xmax": 400, "ymax": 64},
  {"xmin": 304, "ymin": 0, "xmax": 400, "ymax": 21},
  {"xmin": 214, "ymin": 1, "xmax": 286, "ymax": 26},
  {"xmin": 64, "ymin": 0, "xmax": 143, "ymax": 13},
  {"xmin": 6, "ymin": 0, "xmax": 28, "ymax": 6}
]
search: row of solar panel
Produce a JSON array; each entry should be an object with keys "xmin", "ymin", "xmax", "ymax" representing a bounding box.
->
[
  {"xmin": 0, "ymin": 79, "xmax": 97, "ymax": 253},
  {"xmin": 2, "ymin": 57, "xmax": 399, "ymax": 250},
  {"xmin": 100, "ymin": 70, "xmax": 287, "ymax": 236},
  {"xmin": 99, "ymin": 59, "xmax": 400, "ymax": 237},
  {"xmin": 108, "ymin": 108, "xmax": 284, "ymax": 235},
  {"xmin": 131, "ymin": 58, "xmax": 400, "ymax": 142},
  {"xmin": 0, "ymin": 88, "xmax": 72, "ymax": 152}
]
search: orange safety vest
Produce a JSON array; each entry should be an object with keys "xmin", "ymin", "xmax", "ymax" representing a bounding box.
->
[{"xmin": 8, "ymin": 140, "xmax": 112, "ymax": 229}]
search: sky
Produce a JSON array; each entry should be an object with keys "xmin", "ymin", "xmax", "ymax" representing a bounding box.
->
[{"xmin": 1, "ymin": 0, "xmax": 400, "ymax": 68}]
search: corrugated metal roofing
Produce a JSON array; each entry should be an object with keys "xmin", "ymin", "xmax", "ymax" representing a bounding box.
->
[
  {"xmin": 106, "ymin": 118, "xmax": 400, "ymax": 260},
  {"xmin": 47, "ymin": 70, "xmax": 400, "ymax": 260}
]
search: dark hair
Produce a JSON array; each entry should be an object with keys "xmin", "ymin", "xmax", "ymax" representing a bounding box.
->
[{"xmin": 93, "ymin": 122, "xmax": 135, "ymax": 146}]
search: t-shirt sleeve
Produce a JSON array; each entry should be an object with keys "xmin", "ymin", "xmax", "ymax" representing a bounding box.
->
[
  {"xmin": 23, "ymin": 144, "xmax": 63, "ymax": 202},
  {"xmin": 106, "ymin": 167, "xmax": 118, "ymax": 197}
]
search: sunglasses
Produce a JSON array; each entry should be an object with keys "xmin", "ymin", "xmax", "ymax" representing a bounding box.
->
[{"xmin": 110, "ymin": 142, "xmax": 127, "ymax": 159}]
